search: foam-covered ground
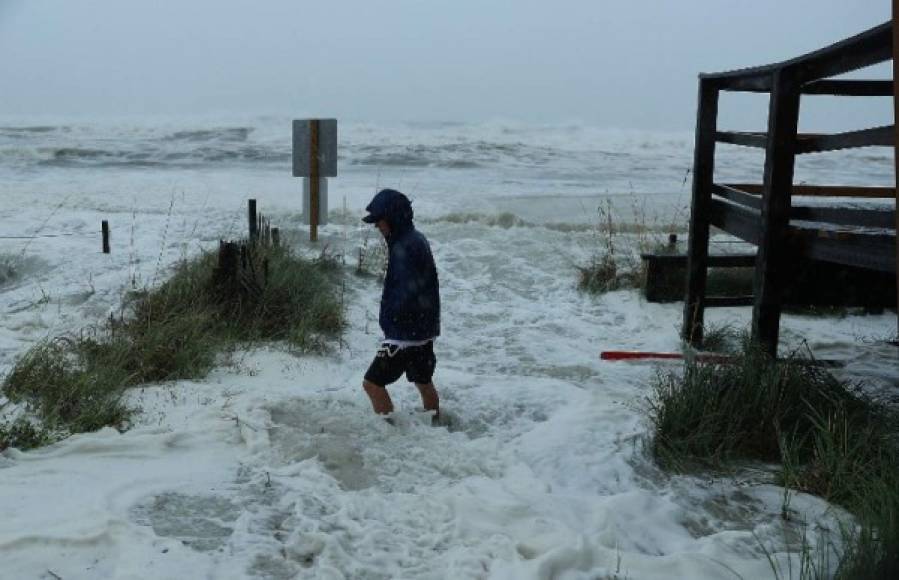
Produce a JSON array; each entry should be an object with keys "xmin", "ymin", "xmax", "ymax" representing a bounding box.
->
[{"xmin": 1, "ymin": 191, "xmax": 896, "ymax": 579}]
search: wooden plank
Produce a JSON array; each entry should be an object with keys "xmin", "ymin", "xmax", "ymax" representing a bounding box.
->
[
  {"xmin": 708, "ymin": 198, "xmax": 762, "ymax": 244},
  {"xmin": 640, "ymin": 253, "xmax": 756, "ymax": 268},
  {"xmin": 715, "ymin": 131, "xmax": 768, "ymax": 148},
  {"xmin": 752, "ymin": 70, "xmax": 801, "ymax": 357},
  {"xmin": 797, "ymin": 23, "xmax": 892, "ymax": 83},
  {"xmin": 708, "ymin": 73, "xmax": 773, "ymax": 92},
  {"xmin": 683, "ymin": 80, "xmax": 719, "ymax": 347},
  {"xmin": 711, "ymin": 184, "xmax": 892, "ymax": 226},
  {"xmin": 802, "ymin": 80, "xmax": 894, "ymax": 96},
  {"xmin": 712, "ymin": 183, "xmax": 763, "ymax": 209},
  {"xmin": 704, "ymin": 22, "xmax": 890, "ymax": 90},
  {"xmin": 725, "ymin": 183, "xmax": 896, "ymax": 198},
  {"xmin": 716, "ymin": 127, "xmax": 894, "ymax": 154},
  {"xmin": 796, "ymin": 125, "xmax": 894, "ymax": 153},
  {"xmin": 791, "ymin": 206, "xmax": 896, "ymax": 228},
  {"xmin": 706, "ymin": 295, "xmax": 754, "ymax": 307},
  {"xmin": 797, "ymin": 228, "xmax": 897, "ymax": 272}
]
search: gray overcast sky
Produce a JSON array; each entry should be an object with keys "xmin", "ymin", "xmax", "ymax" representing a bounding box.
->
[{"xmin": 0, "ymin": 0, "xmax": 892, "ymax": 130}]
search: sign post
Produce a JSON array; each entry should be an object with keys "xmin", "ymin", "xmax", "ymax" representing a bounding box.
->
[
  {"xmin": 310, "ymin": 121, "xmax": 320, "ymax": 241},
  {"xmin": 293, "ymin": 119, "xmax": 337, "ymax": 242}
]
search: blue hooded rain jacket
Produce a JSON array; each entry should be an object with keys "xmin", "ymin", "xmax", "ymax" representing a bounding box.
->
[{"xmin": 364, "ymin": 189, "xmax": 440, "ymax": 341}]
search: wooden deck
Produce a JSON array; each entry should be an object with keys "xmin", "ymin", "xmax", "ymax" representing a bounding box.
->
[
  {"xmin": 683, "ymin": 20, "xmax": 899, "ymax": 355},
  {"xmin": 708, "ymin": 187, "xmax": 896, "ymax": 272}
]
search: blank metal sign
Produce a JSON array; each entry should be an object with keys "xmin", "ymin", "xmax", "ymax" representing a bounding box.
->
[{"xmin": 292, "ymin": 119, "xmax": 338, "ymax": 177}]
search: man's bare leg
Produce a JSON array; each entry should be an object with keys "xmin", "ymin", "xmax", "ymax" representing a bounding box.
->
[
  {"xmin": 415, "ymin": 382, "xmax": 439, "ymax": 417},
  {"xmin": 363, "ymin": 380, "xmax": 394, "ymax": 415}
]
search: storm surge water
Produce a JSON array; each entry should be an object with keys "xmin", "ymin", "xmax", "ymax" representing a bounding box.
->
[
  {"xmin": 0, "ymin": 117, "xmax": 896, "ymax": 579},
  {"xmin": 1, "ymin": 117, "xmax": 893, "ymax": 221}
]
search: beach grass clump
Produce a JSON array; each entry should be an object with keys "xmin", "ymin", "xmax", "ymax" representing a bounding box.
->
[
  {"xmin": 0, "ymin": 417, "xmax": 53, "ymax": 452},
  {"xmin": 648, "ymin": 341, "xmax": 881, "ymax": 470},
  {"xmin": 697, "ymin": 322, "xmax": 742, "ymax": 354},
  {"xmin": 3, "ymin": 340, "xmax": 132, "ymax": 432},
  {"xmin": 578, "ymin": 200, "xmax": 686, "ymax": 295},
  {"xmin": 577, "ymin": 253, "xmax": 641, "ymax": 293},
  {"xmin": 2, "ymin": 242, "xmax": 345, "ymax": 436},
  {"xmin": 832, "ymin": 475, "xmax": 899, "ymax": 579},
  {"xmin": 232, "ymin": 245, "xmax": 345, "ymax": 350},
  {"xmin": 577, "ymin": 202, "xmax": 643, "ymax": 294},
  {"xmin": 0, "ymin": 252, "xmax": 20, "ymax": 286},
  {"xmin": 647, "ymin": 340, "xmax": 899, "ymax": 578}
]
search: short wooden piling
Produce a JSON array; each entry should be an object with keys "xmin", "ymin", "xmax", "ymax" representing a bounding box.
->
[
  {"xmin": 248, "ymin": 199, "xmax": 258, "ymax": 243},
  {"xmin": 101, "ymin": 220, "xmax": 110, "ymax": 254}
]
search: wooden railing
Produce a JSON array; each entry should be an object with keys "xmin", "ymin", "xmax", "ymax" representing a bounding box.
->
[{"xmin": 683, "ymin": 20, "xmax": 898, "ymax": 355}]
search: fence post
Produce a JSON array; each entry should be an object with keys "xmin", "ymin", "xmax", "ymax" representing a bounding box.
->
[
  {"xmin": 248, "ymin": 199, "xmax": 258, "ymax": 243},
  {"xmin": 101, "ymin": 220, "xmax": 110, "ymax": 254}
]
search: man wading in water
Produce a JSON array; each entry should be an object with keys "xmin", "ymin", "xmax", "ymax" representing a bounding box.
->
[{"xmin": 361, "ymin": 189, "xmax": 441, "ymax": 424}]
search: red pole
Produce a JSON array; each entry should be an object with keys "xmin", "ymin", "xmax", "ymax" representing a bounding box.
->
[{"xmin": 600, "ymin": 351, "xmax": 732, "ymax": 364}]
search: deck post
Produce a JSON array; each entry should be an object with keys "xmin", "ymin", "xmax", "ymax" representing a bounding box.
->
[
  {"xmin": 892, "ymin": 0, "xmax": 899, "ymax": 335},
  {"xmin": 752, "ymin": 69, "xmax": 801, "ymax": 356},
  {"xmin": 683, "ymin": 78, "xmax": 719, "ymax": 346}
]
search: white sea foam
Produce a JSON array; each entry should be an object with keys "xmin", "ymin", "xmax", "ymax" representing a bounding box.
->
[{"xmin": 0, "ymin": 119, "xmax": 895, "ymax": 579}]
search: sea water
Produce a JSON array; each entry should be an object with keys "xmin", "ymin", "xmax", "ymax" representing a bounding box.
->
[{"xmin": 1, "ymin": 116, "xmax": 892, "ymax": 222}]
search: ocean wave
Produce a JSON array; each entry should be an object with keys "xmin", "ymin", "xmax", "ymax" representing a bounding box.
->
[
  {"xmin": 26, "ymin": 144, "xmax": 288, "ymax": 169},
  {"xmin": 0, "ymin": 126, "xmax": 67, "ymax": 136},
  {"xmin": 349, "ymin": 141, "xmax": 572, "ymax": 169},
  {"xmin": 164, "ymin": 127, "xmax": 253, "ymax": 142},
  {"xmin": 192, "ymin": 146, "xmax": 288, "ymax": 163},
  {"xmin": 353, "ymin": 152, "xmax": 434, "ymax": 167},
  {"xmin": 51, "ymin": 147, "xmax": 112, "ymax": 160},
  {"xmin": 0, "ymin": 120, "xmax": 877, "ymax": 190}
]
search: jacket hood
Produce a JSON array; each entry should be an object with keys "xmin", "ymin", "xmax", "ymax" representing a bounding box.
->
[{"xmin": 363, "ymin": 189, "xmax": 414, "ymax": 233}]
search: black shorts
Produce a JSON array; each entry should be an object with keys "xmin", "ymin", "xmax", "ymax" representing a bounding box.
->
[{"xmin": 364, "ymin": 341, "xmax": 436, "ymax": 387}]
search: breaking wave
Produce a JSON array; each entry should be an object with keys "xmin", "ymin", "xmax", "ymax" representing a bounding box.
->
[
  {"xmin": 350, "ymin": 141, "xmax": 599, "ymax": 169},
  {"xmin": 0, "ymin": 119, "xmax": 879, "ymax": 194},
  {"xmin": 0, "ymin": 126, "xmax": 66, "ymax": 136},
  {"xmin": 27, "ymin": 144, "xmax": 288, "ymax": 169},
  {"xmin": 164, "ymin": 127, "xmax": 253, "ymax": 142}
]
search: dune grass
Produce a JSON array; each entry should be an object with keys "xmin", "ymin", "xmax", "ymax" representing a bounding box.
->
[
  {"xmin": 577, "ymin": 252, "xmax": 642, "ymax": 294},
  {"xmin": 0, "ymin": 417, "xmax": 52, "ymax": 452},
  {"xmin": 647, "ymin": 340, "xmax": 899, "ymax": 578},
  {"xmin": 577, "ymin": 201, "xmax": 649, "ymax": 294},
  {"xmin": 577, "ymin": 199, "xmax": 688, "ymax": 295},
  {"xmin": 2, "ymin": 243, "xmax": 344, "ymax": 439},
  {"xmin": 0, "ymin": 258, "xmax": 15, "ymax": 286}
]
